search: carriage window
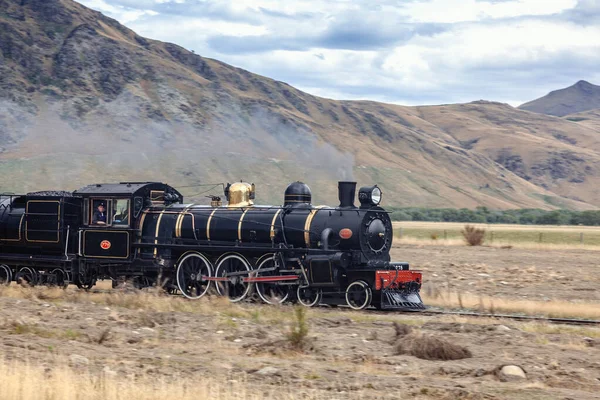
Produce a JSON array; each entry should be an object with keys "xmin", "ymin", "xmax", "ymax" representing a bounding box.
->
[
  {"xmin": 91, "ymin": 199, "xmax": 110, "ymax": 225},
  {"xmin": 112, "ymin": 199, "xmax": 130, "ymax": 226}
]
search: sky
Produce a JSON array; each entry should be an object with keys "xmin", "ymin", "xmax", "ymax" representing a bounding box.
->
[{"xmin": 78, "ymin": 0, "xmax": 600, "ymax": 106}]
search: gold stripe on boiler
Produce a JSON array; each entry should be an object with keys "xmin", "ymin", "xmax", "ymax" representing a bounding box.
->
[
  {"xmin": 270, "ymin": 209, "xmax": 282, "ymax": 240},
  {"xmin": 206, "ymin": 208, "xmax": 218, "ymax": 241},
  {"xmin": 153, "ymin": 211, "xmax": 165, "ymax": 257},
  {"xmin": 175, "ymin": 204, "xmax": 194, "ymax": 238},
  {"xmin": 303, "ymin": 206, "xmax": 325, "ymax": 248},
  {"xmin": 238, "ymin": 208, "xmax": 249, "ymax": 241}
]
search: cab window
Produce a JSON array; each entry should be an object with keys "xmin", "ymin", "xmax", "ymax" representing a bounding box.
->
[
  {"xmin": 90, "ymin": 199, "xmax": 109, "ymax": 225},
  {"xmin": 112, "ymin": 199, "xmax": 130, "ymax": 226}
]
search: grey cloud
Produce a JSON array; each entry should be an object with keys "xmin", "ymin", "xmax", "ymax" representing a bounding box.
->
[
  {"xmin": 207, "ymin": 35, "xmax": 306, "ymax": 54},
  {"xmin": 257, "ymin": 7, "xmax": 314, "ymax": 20},
  {"xmin": 236, "ymin": 44, "xmax": 600, "ymax": 106},
  {"xmin": 84, "ymin": 0, "xmax": 596, "ymax": 106},
  {"xmin": 91, "ymin": 0, "xmax": 265, "ymax": 25},
  {"xmin": 559, "ymin": 0, "xmax": 600, "ymax": 25},
  {"xmin": 208, "ymin": 21, "xmax": 447, "ymax": 54},
  {"xmin": 318, "ymin": 20, "xmax": 447, "ymax": 50}
]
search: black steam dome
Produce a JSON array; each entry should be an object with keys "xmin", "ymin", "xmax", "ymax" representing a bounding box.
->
[{"xmin": 284, "ymin": 181, "xmax": 312, "ymax": 207}]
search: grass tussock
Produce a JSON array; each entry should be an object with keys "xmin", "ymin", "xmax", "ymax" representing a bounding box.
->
[
  {"xmin": 287, "ymin": 306, "xmax": 309, "ymax": 350},
  {"xmin": 0, "ymin": 359, "xmax": 324, "ymax": 400},
  {"xmin": 423, "ymin": 290, "xmax": 600, "ymax": 320},
  {"xmin": 392, "ymin": 323, "xmax": 472, "ymax": 361},
  {"xmin": 461, "ymin": 225, "xmax": 486, "ymax": 246}
]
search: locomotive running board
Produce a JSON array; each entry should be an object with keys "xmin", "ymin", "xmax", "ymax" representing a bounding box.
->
[{"xmin": 380, "ymin": 289, "xmax": 426, "ymax": 311}]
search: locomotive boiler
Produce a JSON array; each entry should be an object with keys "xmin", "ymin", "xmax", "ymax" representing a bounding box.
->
[{"xmin": 0, "ymin": 180, "xmax": 424, "ymax": 310}]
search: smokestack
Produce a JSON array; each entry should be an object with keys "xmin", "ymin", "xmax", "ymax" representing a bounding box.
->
[{"xmin": 338, "ymin": 181, "xmax": 357, "ymax": 208}]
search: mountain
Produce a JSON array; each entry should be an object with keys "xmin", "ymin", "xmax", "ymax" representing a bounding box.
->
[
  {"xmin": 518, "ymin": 80, "xmax": 600, "ymax": 117},
  {"xmin": 1, "ymin": 0, "xmax": 600, "ymax": 210}
]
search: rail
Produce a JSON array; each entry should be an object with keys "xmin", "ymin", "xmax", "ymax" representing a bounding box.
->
[{"xmin": 413, "ymin": 308, "xmax": 600, "ymax": 326}]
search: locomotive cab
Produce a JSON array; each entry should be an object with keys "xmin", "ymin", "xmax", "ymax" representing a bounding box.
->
[{"xmin": 73, "ymin": 182, "xmax": 182, "ymax": 260}]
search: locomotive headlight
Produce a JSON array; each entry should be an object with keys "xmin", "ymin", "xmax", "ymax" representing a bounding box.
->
[
  {"xmin": 371, "ymin": 187, "xmax": 382, "ymax": 205},
  {"xmin": 358, "ymin": 185, "xmax": 382, "ymax": 207}
]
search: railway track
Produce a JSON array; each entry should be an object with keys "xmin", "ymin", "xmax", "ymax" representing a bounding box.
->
[{"xmin": 417, "ymin": 308, "xmax": 600, "ymax": 326}]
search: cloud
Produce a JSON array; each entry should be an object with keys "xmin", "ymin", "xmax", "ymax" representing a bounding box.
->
[{"xmin": 77, "ymin": 0, "xmax": 597, "ymax": 106}]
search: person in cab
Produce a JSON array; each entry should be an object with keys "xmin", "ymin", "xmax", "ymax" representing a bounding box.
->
[{"xmin": 92, "ymin": 203, "xmax": 107, "ymax": 225}]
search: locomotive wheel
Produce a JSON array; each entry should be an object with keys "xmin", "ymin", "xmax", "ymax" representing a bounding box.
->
[
  {"xmin": 256, "ymin": 254, "xmax": 290, "ymax": 305},
  {"xmin": 50, "ymin": 268, "xmax": 69, "ymax": 289},
  {"xmin": 176, "ymin": 252, "xmax": 212, "ymax": 300},
  {"xmin": 296, "ymin": 286, "xmax": 322, "ymax": 307},
  {"xmin": 0, "ymin": 264, "xmax": 12, "ymax": 286},
  {"xmin": 215, "ymin": 254, "xmax": 252, "ymax": 303},
  {"xmin": 345, "ymin": 280, "xmax": 372, "ymax": 310},
  {"xmin": 15, "ymin": 267, "xmax": 38, "ymax": 287}
]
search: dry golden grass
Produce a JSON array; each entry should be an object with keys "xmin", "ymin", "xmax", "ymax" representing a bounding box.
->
[
  {"xmin": 0, "ymin": 284, "xmax": 308, "ymax": 329},
  {"xmin": 0, "ymin": 284, "xmax": 260, "ymax": 315},
  {"xmin": 0, "ymin": 359, "xmax": 330, "ymax": 400},
  {"xmin": 4, "ymin": 282, "xmax": 599, "ymax": 322},
  {"xmin": 422, "ymin": 290, "xmax": 600, "ymax": 320},
  {"xmin": 393, "ymin": 221, "xmax": 600, "ymax": 232},
  {"xmin": 519, "ymin": 323, "xmax": 600, "ymax": 338},
  {"xmin": 395, "ymin": 236, "xmax": 600, "ymax": 251},
  {"xmin": 393, "ymin": 221, "xmax": 600, "ymax": 250}
]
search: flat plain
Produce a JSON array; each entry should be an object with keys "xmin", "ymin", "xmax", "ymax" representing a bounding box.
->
[
  {"xmin": 0, "ymin": 243, "xmax": 599, "ymax": 400},
  {"xmin": 394, "ymin": 221, "xmax": 600, "ymax": 247}
]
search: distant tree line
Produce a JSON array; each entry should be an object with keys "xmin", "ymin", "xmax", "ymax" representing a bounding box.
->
[{"xmin": 389, "ymin": 207, "xmax": 600, "ymax": 226}]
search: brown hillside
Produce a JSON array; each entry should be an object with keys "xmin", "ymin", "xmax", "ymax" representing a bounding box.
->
[
  {"xmin": 1, "ymin": 0, "xmax": 600, "ymax": 209},
  {"xmin": 563, "ymin": 109, "xmax": 600, "ymax": 131}
]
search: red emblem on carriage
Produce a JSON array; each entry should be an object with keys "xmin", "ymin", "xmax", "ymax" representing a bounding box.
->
[{"xmin": 100, "ymin": 240, "xmax": 111, "ymax": 250}]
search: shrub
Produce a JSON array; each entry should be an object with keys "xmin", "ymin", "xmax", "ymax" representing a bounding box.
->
[
  {"xmin": 392, "ymin": 323, "xmax": 471, "ymax": 361},
  {"xmin": 394, "ymin": 334, "xmax": 472, "ymax": 360},
  {"xmin": 461, "ymin": 225, "xmax": 486, "ymax": 246},
  {"xmin": 287, "ymin": 306, "xmax": 309, "ymax": 350}
]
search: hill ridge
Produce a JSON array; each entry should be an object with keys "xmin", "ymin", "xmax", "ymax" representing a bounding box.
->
[
  {"xmin": 1, "ymin": 0, "xmax": 600, "ymax": 209},
  {"xmin": 518, "ymin": 80, "xmax": 600, "ymax": 117}
]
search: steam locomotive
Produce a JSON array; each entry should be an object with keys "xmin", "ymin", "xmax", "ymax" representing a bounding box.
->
[{"xmin": 0, "ymin": 180, "xmax": 424, "ymax": 310}]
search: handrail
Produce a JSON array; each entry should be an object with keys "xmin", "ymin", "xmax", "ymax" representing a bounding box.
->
[{"xmin": 64, "ymin": 225, "xmax": 70, "ymax": 259}]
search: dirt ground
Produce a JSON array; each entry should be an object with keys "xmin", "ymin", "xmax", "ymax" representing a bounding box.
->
[
  {"xmin": 391, "ymin": 244, "xmax": 600, "ymax": 303},
  {"xmin": 1, "ymin": 245, "xmax": 599, "ymax": 399}
]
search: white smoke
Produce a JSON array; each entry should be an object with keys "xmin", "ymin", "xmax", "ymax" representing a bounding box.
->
[{"xmin": 0, "ymin": 87, "xmax": 355, "ymax": 205}]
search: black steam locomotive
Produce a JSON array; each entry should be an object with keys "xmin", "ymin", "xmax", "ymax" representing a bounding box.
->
[{"xmin": 0, "ymin": 180, "xmax": 424, "ymax": 310}]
